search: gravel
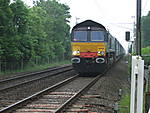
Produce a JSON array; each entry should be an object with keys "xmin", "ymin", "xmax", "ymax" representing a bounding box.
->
[
  {"xmin": 67, "ymin": 60, "xmax": 129, "ymax": 113},
  {"xmin": 0, "ymin": 70, "xmax": 76, "ymax": 109}
]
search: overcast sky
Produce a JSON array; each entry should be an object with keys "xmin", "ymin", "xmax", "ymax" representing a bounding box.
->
[{"xmin": 23, "ymin": 0, "xmax": 150, "ymax": 51}]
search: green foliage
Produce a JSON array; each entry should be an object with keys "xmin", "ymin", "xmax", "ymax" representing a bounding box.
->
[
  {"xmin": 10, "ymin": 0, "xmax": 29, "ymax": 34},
  {"xmin": 119, "ymin": 94, "xmax": 130, "ymax": 113},
  {"xmin": 142, "ymin": 46, "xmax": 150, "ymax": 65},
  {"xmin": 35, "ymin": 0, "xmax": 71, "ymax": 61},
  {"xmin": 142, "ymin": 12, "xmax": 150, "ymax": 47},
  {"xmin": 142, "ymin": 46, "xmax": 150, "ymax": 55},
  {"xmin": 0, "ymin": 0, "xmax": 14, "ymax": 35},
  {"xmin": 0, "ymin": 0, "xmax": 71, "ymax": 72}
]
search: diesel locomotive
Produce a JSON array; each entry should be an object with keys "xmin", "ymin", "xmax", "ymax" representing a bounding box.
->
[{"xmin": 71, "ymin": 20, "xmax": 125, "ymax": 74}]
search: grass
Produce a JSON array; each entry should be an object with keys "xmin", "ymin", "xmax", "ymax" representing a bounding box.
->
[
  {"xmin": 0, "ymin": 60, "xmax": 71, "ymax": 76},
  {"xmin": 119, "ymin": 93, "xmax": 130, "ymax": 113},
  {"xmin": 119, "ymin": 55, "xmax": 130, "ymax": 113},
  {"xmin": 142, "ymin": 46, "xmax": 150, "ymax": 65},
  {"xmin": 119, "ymin": 54, "xmax": 150, "ymax": 113}
]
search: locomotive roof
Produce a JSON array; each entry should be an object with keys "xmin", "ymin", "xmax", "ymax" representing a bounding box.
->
[{"xmin": 72, "ymin": 20, "xmax": 106, "ymax": 30}]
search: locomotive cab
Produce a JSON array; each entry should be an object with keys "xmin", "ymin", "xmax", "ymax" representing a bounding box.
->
[{"xmin": 71, "ymin": 20, "xmax": 108, "ymax": 74}]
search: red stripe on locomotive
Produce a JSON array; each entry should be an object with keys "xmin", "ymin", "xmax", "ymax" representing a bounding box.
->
[{"xmin": 80, "ymin": 52, "xmax": 98, "ymax": 58}]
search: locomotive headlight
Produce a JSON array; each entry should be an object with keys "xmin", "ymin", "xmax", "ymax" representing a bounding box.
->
[
  {"xmin": 101, "ymin": 51, "xmax": 105, "ymax": 55},
  {"xmin": 72, "ymin": 51, "xmax": 80, "ymax": 56},
  {"xmin": 98, "ymin": 51, "xmax": 105, "ymax": 56}
]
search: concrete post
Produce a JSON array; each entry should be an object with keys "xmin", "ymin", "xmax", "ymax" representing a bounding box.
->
[{"xmin": 130, "ymin": 56, "xmax": 144, "ymax": 113}]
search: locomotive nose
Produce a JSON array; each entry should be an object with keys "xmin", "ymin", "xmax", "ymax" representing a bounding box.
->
[{"xmin": 96, "ymin": 58, "xmax": 105, "ymax": 63}]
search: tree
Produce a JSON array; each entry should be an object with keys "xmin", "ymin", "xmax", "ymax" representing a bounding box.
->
[
  {"xmin": 0, "ymin": 0, "xmax": 31, "ymax": 70},
  {"xmin": 36, "ymin": 0, "xmax": 71, "ymax": 61},
  {"xmin": 28, "ymin": 6, "xmax": 48, "ymax": 64},
  {"xmin": 10, "ymin": 0, "xmax": 29, "ymax": 34},
  {"xmin": 0, "ymin": 0, "xmax": 14, "ymax": 36},
  {"xmin": 141, "ymin": 11, "xmax": 150, "ymax": 47},
  {"xmin": 0, "ymin": 0, "xmax": 71, "ymax": 71},
  {"xmin": 0, "ymin": 0, "xmax": 16, "ymax": 71}
]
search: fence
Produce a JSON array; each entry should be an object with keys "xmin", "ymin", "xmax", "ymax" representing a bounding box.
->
[
  {"xmin": 0, "ymin": 60, "xmax": 28, "ymax": 72},
  {"xmin": 0, "ymin": 57, "xmax": 67, "ymax": 73}
]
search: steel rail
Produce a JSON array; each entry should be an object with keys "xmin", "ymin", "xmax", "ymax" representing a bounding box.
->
[
  {"xmin": 0, "ymin": 64, "xmax": 71, "ymax": 84},
  {"xmin": 54, "ymin": 71, "xmax": 106, "ymax": 113},
  {"xmin": 0, "ymin": 75, "xmax": 78, "ymax": 113},
  {"xmin": 0, "ymin": 66, "xmax": 72, "ymax": 92}
]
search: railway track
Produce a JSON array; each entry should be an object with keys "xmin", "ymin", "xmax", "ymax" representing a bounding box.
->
[
  {"xmin": 0, "ymin": 64, "xmax": 72, "ymax": 92},
  {"xmin": 0, "ymin": 65, "xmax": 75, "ymax": 111},
  {"xmin": 0, "ymin": 70, "xmax": 110, "ymax": 113},
  {"xmin": 0, "ymin": 65, "xmax": 58, "ymax": 80}
]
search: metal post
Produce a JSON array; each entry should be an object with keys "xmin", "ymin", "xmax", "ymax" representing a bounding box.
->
[
  {"xmin": 136, "ymin": 0, "xmax": 142, "ymax": 55},
  {"xmin": 75, "ymin": 17, "xmax": 80, "ymax": 24}
]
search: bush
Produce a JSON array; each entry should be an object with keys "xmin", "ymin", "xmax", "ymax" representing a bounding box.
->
[{"xmin": 142, "ymin": 46, "xmax": 150, "ymax": 65}]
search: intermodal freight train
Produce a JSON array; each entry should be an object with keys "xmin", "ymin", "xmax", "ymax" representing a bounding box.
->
[{"xmin": 71, "ymin": 20, "xmax": 125, "ymax": 74}]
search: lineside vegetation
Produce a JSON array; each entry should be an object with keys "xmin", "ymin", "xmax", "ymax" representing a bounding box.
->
[
  {"xmin": 0, "ymin": 0, "xmax": 71, "ymax": 72},
  {"xmin": 142, "ymin": 46, "xmax": 150, "ymax": 65}
]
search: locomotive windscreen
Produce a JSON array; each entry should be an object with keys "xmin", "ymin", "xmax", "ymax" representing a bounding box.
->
[
  {"xmin": 91, "ymin": 31, "xmax": 105, "ymax": 41},
  {"xmin": 73, "ymin": 31, "xmax": 87, "ymax": 41},
  {"xmin": 73, "ymin": 30, "xmax": 105, "ymax": 42}
]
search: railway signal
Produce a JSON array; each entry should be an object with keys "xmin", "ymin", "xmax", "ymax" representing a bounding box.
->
[{"xmin": 125, "ymin": 31, "xmax": 130, "ymax": 42}]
